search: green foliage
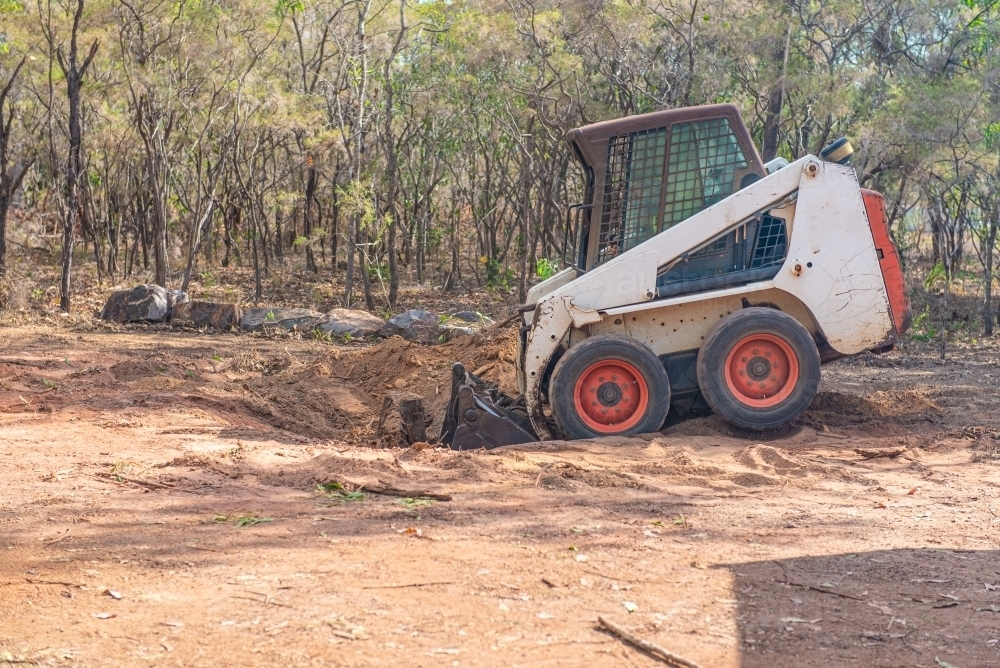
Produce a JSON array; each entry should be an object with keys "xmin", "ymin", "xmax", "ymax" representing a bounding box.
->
[
  {"xmin": 310, "ymin": 328, "xmax": 333, "ymax": 342},
  {"xmin": 924, "ymin": 261, "xmax": 948, "ymax": 290},
  {"xmin": 485, "ymin": 259, "xmax": 516, "ymax": 290},
  {"xmin": 2, "ymin": 0, "xmax": 999, "ymax": 308},
  {"xmin": 336, "ymin": 180, "xmax": 389, "ymax": 242},
  {"xmin": 536, "ymin": 257, "xmax": 559, "ymax": 280},
  {"xmin": 317, "ymin": 482, "xmax": 365, "ymax": 503},
  {"xmin": 274, "ymin": 0, "xmax": 304, "ymax": 17},
  {"xmin": 910, "ymin": 306, "xmax": 937, "ymax": 342}
]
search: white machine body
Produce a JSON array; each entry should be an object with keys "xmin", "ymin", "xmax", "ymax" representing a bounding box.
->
[{"xmin": 520, "ymin": 156, "xmax": 894, "ymax": 438}]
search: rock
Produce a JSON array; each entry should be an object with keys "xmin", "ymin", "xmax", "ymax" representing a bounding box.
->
[
  {"xmin": 438, "ymin": 324, "xmax": 477, "ymax": 341},
  {"xmin": 171, "ymin": 301, "xmax": 243, "ymax": 330},
  {"xmin": 317, "ymin": 308, "xmax": 385, "ymax": 338},
  {"xmin": 100, "ymin": 285, "xmax": 170, "ymax": 323},
  {"xmin": 376, "ymin": 391, "xmax": 427, "ymax": 448},
  {"xmin": 166, "ymin": 289, "xmax": 189, "ymax": 313},
  {"xmin": 439, "ymin": 311, "xmax": 495, "ymax": 340},
  {"xmin": 379, "ymin": 309, "xmax": 440, "ymax": 344},
  {"xmin": 240, "ymin": 307, "xmax": 324, "ymax": 332},
  {"xmin": 449, "ymin": 310, "xmax": 494, "ymax": 326}
]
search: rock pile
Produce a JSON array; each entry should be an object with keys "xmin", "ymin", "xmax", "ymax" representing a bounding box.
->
[{"xmin": 99, "ymin": 285, "xmax": 495, "ymax": 345}]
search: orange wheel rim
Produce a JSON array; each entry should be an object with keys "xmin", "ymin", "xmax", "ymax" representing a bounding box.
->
[
  {"xmin": 572, "ymin": 359, "xmax": 649, "ymax": 434},
  {"xmin": 724, "ymin": 333, "xmax": 799, "ymax": 408}
]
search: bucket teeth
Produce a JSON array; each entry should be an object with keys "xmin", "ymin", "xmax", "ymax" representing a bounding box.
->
[{"xmin": 439, "ymin": 363, "xmax": 538, "ymax": 449}]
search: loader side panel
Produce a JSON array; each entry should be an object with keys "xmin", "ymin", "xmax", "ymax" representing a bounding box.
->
[
  {"xmin": 588, "ymin": 287, "xmax": 820, "ymax": 358},
  {"xmin": 771, "ymin": 162, "xmax": 893, "ymax": 355},
  {"xmin": 861, "ymin": 189, "xmax": 912, "ymax": 337}
]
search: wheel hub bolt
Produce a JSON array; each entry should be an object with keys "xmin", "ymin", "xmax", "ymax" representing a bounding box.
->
[{"xmin": 464, "ymin": 409, "xmax": 478, "ymax": 422}]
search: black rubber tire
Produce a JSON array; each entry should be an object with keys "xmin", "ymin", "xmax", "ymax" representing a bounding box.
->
[
  {"xmin": 550, "ymin": 334, "xmax": 671, "ymax": 440},
  {"xmin": 697, "ymin": 307, "xmax": 820, "ymax": 430}
]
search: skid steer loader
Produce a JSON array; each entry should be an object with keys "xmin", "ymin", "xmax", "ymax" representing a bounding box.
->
[{"xmin": 440, "ymin": 104, "xmax": 910, "ymax": 449}]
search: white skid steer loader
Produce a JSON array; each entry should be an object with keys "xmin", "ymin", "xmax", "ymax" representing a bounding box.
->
[{"xmin": 440, "ymin": 104, "xmax": 911, "ymax": 449}]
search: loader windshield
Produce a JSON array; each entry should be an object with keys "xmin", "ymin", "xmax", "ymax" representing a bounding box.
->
[{"xmin": 596, "ymin": 117, "xmax": 748, "ymax": 265}]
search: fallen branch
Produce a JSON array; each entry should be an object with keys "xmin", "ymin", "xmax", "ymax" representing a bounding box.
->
[
  {"xmin": 597, "ymin": 616, "xmax": 704, "ymax": 668},
  {"xmin": 785, "ymin": 580, "xmax": 864, "ymax": 601},
  {"xmin": 855, "ymin": 447, "xmax": 908, "ymax": 460},
  {"xmin": 816, "ymin": 431, "xmax": 848, "ymax": 440},
  {"xmin": 93, "ymin": 472, "xmax": 177, "ymax": 491},
  {"xmin": 485, "ymin": 312, "xmax": 521, "ymax": 332},
  {"xmin": 349, "ymin": 481, "xmax": 451, "ymax": 502},
  {"xmin": 43, "ymin": 528, "xmax": 71, "ymax": 546},
  {"xmin": 231, "ymin": 594, "xmax": 293, "ymax": 609},
  {"xmin": 361, "ymin": 581, "xmax": 455, "ymax": 589},
  {"xmin": 26, "ymin": 578, "xmax": 85, "ymax": 589}
]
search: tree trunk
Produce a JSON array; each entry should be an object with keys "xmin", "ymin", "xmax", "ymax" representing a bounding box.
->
[
  {"xmin": 984, "ymin": 213, "xmax": 997, "ymax": 337},
  {"xmin": 0, "ymin": 57, "xmax": 29, "ymax": 277},
  {"xmin": 55, "ymin": 3, "xmax": 99, "ymax": 312},
  {"xmin": 345, "ymin": 214, "xmax": 357, "ymax": 306},
  {"xmin": 761, "ymin": 26, "xmax": 791, "ymax": 162},
  {"xmin": 344, "ymin": 0, "xmax": 373, "ymax": 307}
]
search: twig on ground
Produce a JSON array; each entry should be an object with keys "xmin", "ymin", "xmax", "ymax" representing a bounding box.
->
[
  {"xmin": 855, "ymin": 447, "xmax": 908, "ymax": 460},
  {"xmin": 817, "ymin": 431, "xmax": 848, "ymax": 440},
  {"xmin": 43, "ymin": 528, "xmax": 71, "ymax": 546},
  {"xmin": 26, "ymin": 578, "xmax": 85, "ymax": 589},
  {"xmin": 901, "ymin": 628, "xmax": 922, "ymax": 654},
  {"xmin": 361, "ymin": 581, "xmax": 455, "ymax": 589},
  {"xmin": 347, "ymin": 481, "xmax": 451, "ymax": 502},
  {"xmin": 231, "ymin": 594, "xmax": 293, "ymax": 609},
  {"xmin": 535, "ymin": 462, "xmax": 555, "ymax": 487},
  {"xmin": 784, "ymin": 580, "xmax": 864, "ymax": 601},
  {"xmin": 93, "ymin": 472, "xmax": 177, "ymax": 491},
  {"xmin": 597, "ymin": 616, "xmax": 704, "ymax": 668}
]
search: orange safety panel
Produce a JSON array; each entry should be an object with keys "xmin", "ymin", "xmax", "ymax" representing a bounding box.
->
[{"xmin": 861, "ymin": 189, "xmax": 912, "ymax": 337}]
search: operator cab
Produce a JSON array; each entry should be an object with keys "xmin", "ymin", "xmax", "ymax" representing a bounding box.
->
[{"xmin": 565, "ymin": 105, "xmax": 788, "ymax": 299}]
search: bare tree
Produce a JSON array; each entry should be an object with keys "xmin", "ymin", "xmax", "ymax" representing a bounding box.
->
[
  {"xmin": 55, "ymin": 0, "xmax": 100, "ymax": 312},
  {"xmin": 0, "ymin": 57, "xmax": 34, "ymax": 277}
]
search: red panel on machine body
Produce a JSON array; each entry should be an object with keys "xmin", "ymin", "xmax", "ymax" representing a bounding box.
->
[{"xmin": 861, "ymin": 189, "xmax": 912, "ymax": 337}]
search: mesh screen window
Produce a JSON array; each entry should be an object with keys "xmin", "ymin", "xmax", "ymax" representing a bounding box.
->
[
  {"xmin": 750, "ymin": 215, "xmax": 787, "ymax": 268},
  {"xmin": 597, "ymin": 127, "xmax": 667, "ymax": 265},
  {"xmin": 663, "ymin": 118, "xmax": 748, "ymax": 228},
  {"xmin": 596, "ymin": 117, "xmax": 747, "ymax": 265}
]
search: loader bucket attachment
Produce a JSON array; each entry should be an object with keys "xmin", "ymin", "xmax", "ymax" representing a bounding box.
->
[{"xmin": 439, "ymin": 363, "xmax": 538, "ymax": 450}]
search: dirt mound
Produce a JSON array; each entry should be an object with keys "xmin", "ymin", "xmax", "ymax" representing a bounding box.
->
[
  {"xmin": 669, "ymin": 415, "xmax": 801, "ymax": 441},
  {"xmin": 866, "ymin": 389, "xmax": 939, "ymax": 416},
  {"xmin": 296, "ymin": 326, "xmax": 521, "ymax": 439},
  {"xmin": 267, "ymin": 452, "xmax": 410, "ymax": 488},
  {"xmin": 805, "ymin": 390, "xmax": 939, "ymax": 427},
  {"xmin": 110, "ymin": 360, "xmax": 162, "ymax": 381},
  {"xmin": 436, "ymin": 452, "xmax": 502, "ymax": 482},
  {"xmin": 240, "ymin": 377, "xmax": 372, "ymax": 441}
]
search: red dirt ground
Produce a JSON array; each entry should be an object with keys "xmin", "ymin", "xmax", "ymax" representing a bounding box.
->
[{"xmin": 2, "ymin": 322, "xmax": 999, "ymax": 667}]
